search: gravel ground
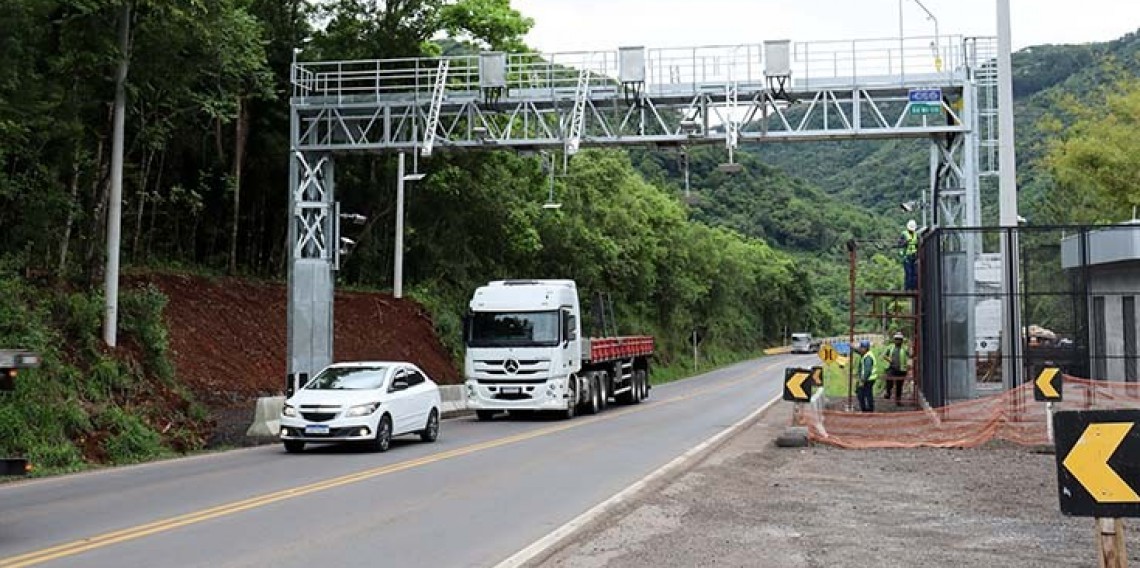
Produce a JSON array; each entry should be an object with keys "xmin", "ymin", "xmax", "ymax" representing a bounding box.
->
[{"xmin": 541, "ymin": 402, "xmax": 1140, "ymax": 568}]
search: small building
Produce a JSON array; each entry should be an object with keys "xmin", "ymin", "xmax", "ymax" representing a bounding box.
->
[{"xmin": 1061, "ymin": 224, "xmax": 1140, "ymax": 381}]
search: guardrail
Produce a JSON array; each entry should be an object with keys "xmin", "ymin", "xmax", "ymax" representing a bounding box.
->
[{"xmin": 292, "ymin": 35, "xmax": 983, "ymax": 102}]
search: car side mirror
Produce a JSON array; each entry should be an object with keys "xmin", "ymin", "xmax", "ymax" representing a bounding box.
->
[{"xmin": 391, "ymin": 379, "xmax": 409, "ymax": 392}]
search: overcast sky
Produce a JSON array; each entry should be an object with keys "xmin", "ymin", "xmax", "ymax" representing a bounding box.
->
[{"xmin": 513, "ymin": 0, "xmax": 1140, "ymax": 53}]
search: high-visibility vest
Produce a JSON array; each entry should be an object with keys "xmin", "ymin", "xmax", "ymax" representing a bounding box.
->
[
  {"xmin": 860, "ymin": 350, "xmax": 878, "ymax": 383},
  {"xmin": 889, "ymin": 345, "xmax": 909, "ymax": 372},
  {"xmin": 901, "ymin": 230, "xmax": 918, "ymax": 258}
]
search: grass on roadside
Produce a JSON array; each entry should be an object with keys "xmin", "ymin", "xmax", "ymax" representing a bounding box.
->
[
  {"xmin": 650, "ymin": 346, "xmax": 767, "ymax": 385},
  {"xmin": 0, "ymin": 266, "xmax": 208, "ymax": 477}
]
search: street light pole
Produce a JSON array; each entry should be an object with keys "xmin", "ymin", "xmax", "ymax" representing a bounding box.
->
[{"xmin": 394, "ymin": 152, "xmax": 406, "ymax": 299}]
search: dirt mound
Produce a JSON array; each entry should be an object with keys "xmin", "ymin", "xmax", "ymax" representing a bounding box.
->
[{"xmin": 128, "ymin": 272, "xmax": 460, "ymax": 407}]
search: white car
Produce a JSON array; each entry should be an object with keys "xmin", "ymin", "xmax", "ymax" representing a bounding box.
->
[{"xmin": 279, "ymin": 362, "xmax": 442, "ymax": 453}]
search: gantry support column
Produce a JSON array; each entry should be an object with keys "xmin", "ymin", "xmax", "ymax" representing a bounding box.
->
[
  {"xmin": 929, "ymin": 82, "xmax": 980, "ymax": 400},
  {"xmin": 287, "ymin": 105, "xmax": 336, "ymax": 396}
]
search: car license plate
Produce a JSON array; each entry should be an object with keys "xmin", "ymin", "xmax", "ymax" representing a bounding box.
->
[
  {"xmin": 304, "ymin": 424, "xmax": 330, "ymax": 435},
  {"xmin": 502, "ymin": 387, "xmax": 521, "ymax": 395}
]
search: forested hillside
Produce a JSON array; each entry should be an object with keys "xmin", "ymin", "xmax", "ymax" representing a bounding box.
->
[{"xmin": 757, "ymin": 30, "xmax": 1140, "ymax": 225}]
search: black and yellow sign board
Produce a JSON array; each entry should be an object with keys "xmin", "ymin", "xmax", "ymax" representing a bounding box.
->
[
  {"xmin": 783, "ymin": 367, "xmax": 815, "ymax": 402},
  {"xmin": 1034, "ymin": 367, "xmax": 1063, "ymax": 402},
  {"xmin": 818, "ymin": 343, "xmax": 837, "ymax": 364},
  {"xmin": 810, "ymin": 366, "xmax": 823, "ymax": 386},
  {"xmin": 1055, "ymin": 410, "xmax": 1140, "ymax": 517}
]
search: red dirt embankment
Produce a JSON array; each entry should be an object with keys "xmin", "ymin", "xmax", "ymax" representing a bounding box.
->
[{"xmin": 129, "ymin": 273, "xmax": 460, "ymax": 406}]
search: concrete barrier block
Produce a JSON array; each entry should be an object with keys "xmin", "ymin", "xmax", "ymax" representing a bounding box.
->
[
  {"xmin": 246, "ymin": 396, "xmax": 284, "ymax": 438},
  {"xmin": 439, "ymin": 385, "xmax": 469, "ymax": 418}
]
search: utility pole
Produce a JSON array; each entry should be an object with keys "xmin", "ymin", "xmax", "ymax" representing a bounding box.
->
[
  {"xmin": 103, "ymin": 0, "xmax": 131, "ymax": 348},
  {"xmin": 996, "ymin": 0, "xmax": 1022, "ymax": 389}
]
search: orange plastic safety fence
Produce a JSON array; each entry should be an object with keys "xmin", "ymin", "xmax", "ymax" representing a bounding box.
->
[{"xmin": 803, "ymin": 376, "xmax": 1140, "ymax": 449}]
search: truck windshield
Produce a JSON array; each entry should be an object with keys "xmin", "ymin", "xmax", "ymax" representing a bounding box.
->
[
  {"xmin": 468, "ymin": 311, "xmax": 560, "ymax": 347},
  {"xmin": 304, "ymin": 367, "xmax": 389, "ymax": 390}
]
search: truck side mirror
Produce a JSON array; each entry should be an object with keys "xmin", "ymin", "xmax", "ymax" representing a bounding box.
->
[
  {"xmin": 462, "ymin": 314, "xmax": 472, "ymax": 341},
  {"xmin": 564, "ymin": 314, "xmax": 578, "ymax": 342}
]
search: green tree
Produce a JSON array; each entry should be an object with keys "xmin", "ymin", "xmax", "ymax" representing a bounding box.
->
[{"xmin": 1043, "ymin": 77, "xmax": 1140, "ymax": 223}]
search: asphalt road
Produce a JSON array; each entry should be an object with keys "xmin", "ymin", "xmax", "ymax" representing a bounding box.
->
[{"xmin": 0, "ymin": 354, "xmax": 809, "ymax": 568}]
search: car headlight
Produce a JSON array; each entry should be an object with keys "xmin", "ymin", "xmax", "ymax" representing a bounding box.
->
[
  {"xmin": 282, "ymin": 404, "xmax": 297, "ymax": 417},
  {"xmin": 345, "ymin": 402, "xmax": 380, "ymax": 417}
]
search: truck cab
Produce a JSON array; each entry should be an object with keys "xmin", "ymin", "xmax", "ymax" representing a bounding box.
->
[{"xmin": 463, "ymin": 280, "xmax": 582, "ymax": 418}]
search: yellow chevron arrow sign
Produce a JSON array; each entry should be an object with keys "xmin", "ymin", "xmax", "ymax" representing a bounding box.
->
[
  {"xmin": 1063, "ymin": 422, "xmax": 1140, "ymax": 504},
  {"xmin": 811, "ymin": 367, "xmax": 823, "ymax": 385},
  {"xmin": 1036, "ymin": 367, "xmax": 1061, "ymax": 400},
  {"xmin": 786, "ymin": 372, "xmax": 810, "ymax": 400}
]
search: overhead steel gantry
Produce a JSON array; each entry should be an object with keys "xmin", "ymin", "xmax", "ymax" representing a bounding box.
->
[{"xmin": 285, "ymin": 35, "xmax": 1000, "ymax": 393}]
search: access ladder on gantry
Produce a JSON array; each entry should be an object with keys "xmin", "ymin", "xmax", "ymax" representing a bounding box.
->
[{"xmin": 284, "ymin": 35, "xmax": 1001, "ymax": 393}]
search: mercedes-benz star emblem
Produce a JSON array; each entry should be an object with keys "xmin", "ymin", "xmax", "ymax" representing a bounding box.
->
[{"xmin": 504, "ymin": 359, "xmax": 520, "ymax": 374}]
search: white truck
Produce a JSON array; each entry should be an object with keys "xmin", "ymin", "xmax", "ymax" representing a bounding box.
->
[{"xmin": 463, "ymin": 280, "xmax": 654, "ymax": 420}]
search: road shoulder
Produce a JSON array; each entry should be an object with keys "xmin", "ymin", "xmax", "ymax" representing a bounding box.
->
[{"xmin": 540, "ymin": 402, "xmax": 1136, "ymax": 567}]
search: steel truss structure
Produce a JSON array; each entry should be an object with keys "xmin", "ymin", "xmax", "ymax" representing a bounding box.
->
[{"xmin": 285, "ymin": 35, "xmax": 1001, "ymax": 391}]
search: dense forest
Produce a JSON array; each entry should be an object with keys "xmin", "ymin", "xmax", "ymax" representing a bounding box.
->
[{"xmin": 0, "ymin": 0, "xmax": 828, "ymax": 364}]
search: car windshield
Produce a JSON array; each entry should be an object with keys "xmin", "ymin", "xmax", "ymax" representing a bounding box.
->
[
  {"xmin": 468, "ymin": 311, "xmax": 560, "ymax": 348},
  {"xmin": 792, "ymin": 334, "xmax": 810, "ymax": 342},
  {"xmin": 304, "ymin": 366, "xmax": 388, "ymax": 390}
]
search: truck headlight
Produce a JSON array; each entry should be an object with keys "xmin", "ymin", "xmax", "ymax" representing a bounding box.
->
[
  {"xmin": 345, "ymin": 402, "xmax": 380, "ymax": 417},
  {"xmin": 282, "ymin": 404, "xmax": 297, "ymax": 417}
]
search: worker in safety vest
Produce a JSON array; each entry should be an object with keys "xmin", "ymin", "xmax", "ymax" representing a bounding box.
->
[
  {"xmin": 855, "ymin": 340, "xmax": 878, "ymax": 412},
  {"xmin": 884, "ymin": 332, "xmax": 909, "ymax": 402},
  {"xmin": 899, "ymin": 220, "xmax": 919, "ymax": 291}
]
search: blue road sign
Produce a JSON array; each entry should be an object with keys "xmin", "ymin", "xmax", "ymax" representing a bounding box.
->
[{"xmin": 908, "ymin": 88, "xmax": 943, "ymax": 103}]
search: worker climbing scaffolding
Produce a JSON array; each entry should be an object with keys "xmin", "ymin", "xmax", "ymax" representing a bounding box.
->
[{"xmin": 899, "ymin": 220, "xmax": 919, "ymax": 291}]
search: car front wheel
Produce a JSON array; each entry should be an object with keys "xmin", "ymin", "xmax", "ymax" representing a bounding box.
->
[
  {"xmin": 371, "ymin": 415, "xmax": 392, "ymax": 452},
  {"xmin": 420, "ymin": 409, "xmax": 440, "ymax": 443}
]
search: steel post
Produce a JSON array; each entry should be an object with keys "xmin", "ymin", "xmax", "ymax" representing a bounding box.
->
[{"xmin": 394, "ymin": 152, "xmax": 406, "ymax": 299}]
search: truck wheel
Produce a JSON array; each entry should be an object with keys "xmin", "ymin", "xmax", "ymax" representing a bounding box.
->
[
  {"xmin": 598, "ymin": 374, "xmax": 610, "ymax": 410},
  {"xmin": 630, "ymin": 371, "xmax": 644, "ymax": 404},
  {"xmin": 561, "ymin": 379, "xmax": 577, "ymax": 420},
  {"xmin": 476, "ymin": 410, "xmax": 496, "ymax": 421},
  {"xmin": 639, "ymin": 370, "xmax": 651, "ymax": 400},
  {"xmin": 583, "ymin": 373, "xmax": 601, "ymax": 415},
  {"xmin": 283, "ymin": 440, "xmax": 305, "ymax": 454}
]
